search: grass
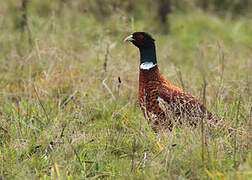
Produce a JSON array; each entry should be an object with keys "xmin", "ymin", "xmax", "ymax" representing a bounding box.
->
[{"xmin": 0, "ymin": 1, "xmax": 252, "ymax": 179}]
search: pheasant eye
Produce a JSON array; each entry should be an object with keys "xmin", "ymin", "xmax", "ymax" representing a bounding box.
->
[
  {"xmin": 135, "ymin": 33, "xmax": 144, "ymax": 39},
  {"xmin": 135, "ymin": 33, "xmax": 144, "ymax": 44}
]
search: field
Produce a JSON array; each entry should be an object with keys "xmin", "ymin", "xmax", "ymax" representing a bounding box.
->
[{"xmin": 0, "ymin": 1, "xmax": 252, "ymax": 179}]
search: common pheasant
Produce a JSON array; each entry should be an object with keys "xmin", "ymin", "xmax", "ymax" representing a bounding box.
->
[{"xmin": 124, "ymin": 32, "xmax": 251, "ymax": 136}]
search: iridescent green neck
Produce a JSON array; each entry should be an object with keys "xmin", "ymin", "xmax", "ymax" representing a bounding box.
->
[{"xmin": 139, "ymin": 44, "xmax": 157, "ymax": 65}]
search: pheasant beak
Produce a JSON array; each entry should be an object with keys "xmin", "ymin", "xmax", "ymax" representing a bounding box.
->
[{"xmin": 124, "ymin": 34, "xmax": 134, "ymax": 42}]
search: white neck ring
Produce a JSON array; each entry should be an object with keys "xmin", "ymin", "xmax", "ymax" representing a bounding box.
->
[{"xmin": 140, "ymin": 62, "xmax": 157, "ymax": 70}]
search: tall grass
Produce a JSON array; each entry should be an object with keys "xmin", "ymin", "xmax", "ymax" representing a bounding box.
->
[{"xmin": 0, "ymin": 1, "xmax": 251, "ymax": 179}]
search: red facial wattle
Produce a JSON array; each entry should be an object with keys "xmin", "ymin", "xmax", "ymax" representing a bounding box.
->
[{"xmin": 135, "ymin": 33, "xmax": 144, "ymax": 45}]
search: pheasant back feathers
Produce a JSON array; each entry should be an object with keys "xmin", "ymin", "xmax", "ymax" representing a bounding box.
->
[{"xmin": 139, "ymin": 65, "xmax": 213, "ymax": 132}]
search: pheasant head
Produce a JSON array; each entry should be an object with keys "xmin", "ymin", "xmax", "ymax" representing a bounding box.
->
[{"xmin": 124, "ymin": 32, "xmax": 157, "ymax": 69}]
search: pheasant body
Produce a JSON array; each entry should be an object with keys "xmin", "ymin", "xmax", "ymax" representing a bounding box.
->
[
  {"xmin": 139, "ymin": 65, "xmax": 213, "ymax": 132},
  {"xmin": 124, "ymin": 32, "xmax": 251, "ymax": 136}
]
